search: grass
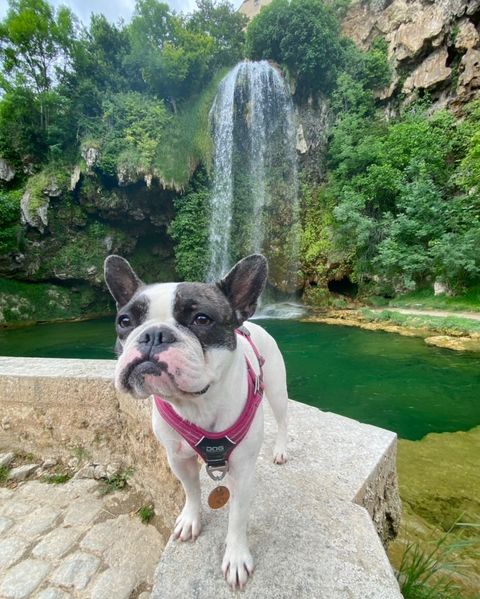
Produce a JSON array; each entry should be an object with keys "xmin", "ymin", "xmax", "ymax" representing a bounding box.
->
[
  {"xmin": 361, "ymin": 308, "xmax": 480, "ymax": 336},
  {"xmin": 137, "ymin": 504, "xmax": 155, "ymax": 524},
  {"xmin": 0, "ymin": 466, "xmax": 10, "ymax": 484},
  {"xmin": 154, "ymin": 69, "xmax": 228, "ymax": 187},
  {"xmin": 71, "ymin": 446, "xmax": 92, "ymax": 463},
  {"xmin": 99, "ymin": 468, "xmax": 133, "ymax": 495},
  {"xmin": 41, "ymin": 473, "xmax": 71, "ymax": 484},
  {"xmin": 385, "ymin": 286, "xmax": 480, "ymax": 313},
  {"xmin": 396, "ymin": 524, "xmax": 479, "ymax": 599}
]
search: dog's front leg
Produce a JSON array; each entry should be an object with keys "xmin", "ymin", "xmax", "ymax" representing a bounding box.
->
[
  {"xmin": 222, "ymin": 455, "xmax": 258, "ymax": 589},
  {"xmin": 167, "ymin": 452, "xmax": 202, "ymax": 541}
]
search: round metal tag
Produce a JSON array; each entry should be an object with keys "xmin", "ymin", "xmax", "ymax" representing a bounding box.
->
[{"xmin": 208, "ymin": 485, "xmax": 230, "ymax": 509}]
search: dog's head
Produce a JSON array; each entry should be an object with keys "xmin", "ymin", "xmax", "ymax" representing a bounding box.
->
[{"xmin": 104, "ymin": 254, "xmax": 267, "ymax": 402}]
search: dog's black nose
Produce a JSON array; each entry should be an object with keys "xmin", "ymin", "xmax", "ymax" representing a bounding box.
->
[{"xmin": 138, "ymin": 326, "xmax": 176, "ymax": 349}]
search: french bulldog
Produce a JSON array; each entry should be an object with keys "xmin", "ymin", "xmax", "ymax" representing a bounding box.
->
[{"xmin": 104, "ymin": 253, "xmax": 288, "ymax": 590}]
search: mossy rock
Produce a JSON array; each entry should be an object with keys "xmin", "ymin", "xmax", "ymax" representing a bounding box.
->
[{"xmin": 0, "ymin": 278, "xmax": 113, "ymax": 326}]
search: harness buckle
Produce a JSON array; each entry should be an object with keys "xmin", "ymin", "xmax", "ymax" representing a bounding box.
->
[{"xmin": 206, "ymin": 462, "xmax": 229, "ymax": 481}]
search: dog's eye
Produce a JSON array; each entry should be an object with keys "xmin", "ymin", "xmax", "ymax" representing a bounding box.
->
[
  {"xmin": 117, "ymin": 314, "xmax": 132, "ymax": 329},
  {"xmin": 193, "ymin": 313, "xmax": 212, "ymax": 326}
]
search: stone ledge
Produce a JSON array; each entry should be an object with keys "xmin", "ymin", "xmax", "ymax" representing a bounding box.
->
[
  {"xmin": 153, "ymin": 402, "xmax": 402, "ymax": 598},
  {"xmin": 0, "ymin": 358, "xmax": 402, "ymax": 598}
]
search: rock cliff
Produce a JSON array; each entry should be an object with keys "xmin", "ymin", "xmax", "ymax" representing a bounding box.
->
[{"xmin": 241, "ymin": 0, "xmax": 480, "ymax": 111}]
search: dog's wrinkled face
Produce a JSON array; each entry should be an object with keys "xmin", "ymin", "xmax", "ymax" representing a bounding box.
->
[{"xmin": 104, "ymin": 255, "xmax": 267, "ymax": 402}]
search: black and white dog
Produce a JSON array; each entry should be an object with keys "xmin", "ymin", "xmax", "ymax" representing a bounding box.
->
[{"xmin": 104, "ymin": 254, "xmax": 288, "ymax": 589}]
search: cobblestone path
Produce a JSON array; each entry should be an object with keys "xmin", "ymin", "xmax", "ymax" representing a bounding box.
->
[{"xmin": 0, "ymin": 476, "xmax": 165, "ymax": 599}]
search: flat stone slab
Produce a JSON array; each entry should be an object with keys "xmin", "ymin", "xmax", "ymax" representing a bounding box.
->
[{"xmin": 152, "ymin": 401, "xmax": 402, "ymax": 598}]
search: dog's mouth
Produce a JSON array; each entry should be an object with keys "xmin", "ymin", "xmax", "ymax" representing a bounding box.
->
[{"xmin": 121, "ymin": 357, "xmax": 210, "ymax": 397}]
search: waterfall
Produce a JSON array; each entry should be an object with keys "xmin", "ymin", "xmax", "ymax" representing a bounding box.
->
[{"xmin": 207, "ymin": 60, "xmax": 300, "ymax": 294}]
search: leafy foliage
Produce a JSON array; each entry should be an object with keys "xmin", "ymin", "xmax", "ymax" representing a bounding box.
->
[
  {"xmin": 328, "ymin": 103, "xmax": 480, "ymax": 293},
  {"xmin": 168, "ymin": 168, "xmax": 211, "ymax": 281},
  {"xmin": 0, "ymin": 189, "xmax": 22, "ymax": 254},
  {"xmin": 246, "ymin": 0, "xmax": 345, "ymax": 94}
]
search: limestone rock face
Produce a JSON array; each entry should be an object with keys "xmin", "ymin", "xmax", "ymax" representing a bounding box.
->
[
  {"xmin": 20, "ymin": 191, "xmax": 50, "ymax": 233},
  {"xmin": 82, "ymin": 146, "xmax": 100, "ymax": 172},
  {"xmin": 455, "ymin": 17, "xmax": 480, "ymax": 49},
  {"xmin": 403, "ymin": 47, "xmax": 452, "ymax": 93},
  {"xmin": 240, "ymin": 0, "xmax": 480, "ymax": 110},
  {"xmin": 391, "ymin": 5, "xmax": 447, "ymax": 61},
  {"xmin": 70, "ymin": 165, "xmax": 81, "ymax": 191},
  {"xmin": 342, "ymin": 0, "xmax": 480, "ymax": 110},
  {"xmin": 459, "ymin": 48, "xmax": 480, "ymax": 90},
  {"xmin": 0, "ymin": 158, "xmax": 15, "ymax": 182}
]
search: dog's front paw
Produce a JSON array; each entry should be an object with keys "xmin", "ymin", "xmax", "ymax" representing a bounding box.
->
[
  {"xmin": 172, "ymin": 507, "xmax": 202, "ymax": 542},
  {"xmin": 273, "ymin": 446, "xmax": 287, "ymax": 465},
  {"xmin": 222, "ymin": 543, "xmax": 254, "ymax": 590}
]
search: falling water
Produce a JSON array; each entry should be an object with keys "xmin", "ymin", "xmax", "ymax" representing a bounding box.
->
[{"xmin": 207, "ymin": 60, "xmax": 300, "ymax": 294}]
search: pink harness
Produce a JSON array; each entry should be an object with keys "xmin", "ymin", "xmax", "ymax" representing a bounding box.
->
[{"xmin": 154, "ymin": 328, "xmax": 265, "ymax": 480}]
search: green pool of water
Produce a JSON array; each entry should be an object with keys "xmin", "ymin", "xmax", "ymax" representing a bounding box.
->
[{"xmin": 0, "ymin": 317, "xmax": 478, "ymax": 440}]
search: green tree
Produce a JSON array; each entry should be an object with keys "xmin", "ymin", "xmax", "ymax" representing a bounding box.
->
[
  {"xmin": 187, "ymin": 0, "xmax": 247, "ymax": 68},
  {"xmin": 126, "ymin": 0, "xmax": 216, "ymax": 109},
  {"xmin": 0, "ymin": 0, "xmax": 75, "ymax": 125},
  {"xmin": 246, "ymin": 0, "xmax": 345, "ymax": 94}
]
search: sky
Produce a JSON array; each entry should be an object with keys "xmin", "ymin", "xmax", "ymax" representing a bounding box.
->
[{"xmin": 0, "ymin": 0, "xmax": 245, "ymax": 24}]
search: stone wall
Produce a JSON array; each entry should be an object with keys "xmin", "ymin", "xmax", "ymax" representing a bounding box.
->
[{"xmin": 0, "ymin": 357, "xmax": 183, "ymax": 533}]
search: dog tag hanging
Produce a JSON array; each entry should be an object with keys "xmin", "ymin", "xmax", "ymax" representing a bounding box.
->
[
  {"xmin": 206, "ymin": 463, "xmax": 228, "ymax": 481},
  {"xmin": 208, "ymin": 485, "xmax": 230, "ymax": 509}
]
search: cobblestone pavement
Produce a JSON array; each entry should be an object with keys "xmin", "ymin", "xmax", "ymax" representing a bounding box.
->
[{"xmin": 0, "ymin": 468, "xmax": 165, "ymax": 599}]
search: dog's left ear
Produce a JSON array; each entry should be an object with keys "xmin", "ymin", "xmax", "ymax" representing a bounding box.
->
[{"xmin": 219, "ymin": 254, "xmax": 268, "ymax": 324}]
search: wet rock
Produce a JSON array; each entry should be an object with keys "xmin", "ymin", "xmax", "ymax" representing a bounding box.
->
[
  {"xmin": 424, "ymin": 335, "xmax": 480, "ymax": 351},
  {"xmin": 296, "ymin": 124, "xmax": 308, "ymax": 154},
  {"xmin": 0, "ymin": 158, "xmax": 15, "ymax": 182}
]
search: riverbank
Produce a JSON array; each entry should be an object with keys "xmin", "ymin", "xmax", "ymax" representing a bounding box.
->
[
  {"xmin": 304, "ymin": 308, "xmax": 480, "ymax": 352},
  {"xmin": 388, "ymin": 427, "xmax": 480, "ymax": 598}
]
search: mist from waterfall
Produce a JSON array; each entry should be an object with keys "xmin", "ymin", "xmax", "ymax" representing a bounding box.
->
[{"xmin": 207, "ymin": 60, "xmax": 300, "ymax": 294}]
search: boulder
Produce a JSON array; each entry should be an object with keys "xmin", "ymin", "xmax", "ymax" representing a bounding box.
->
[
  {"xmin": 403, "ymin": 47, "xmax": 451, "ymax": 93},
  {"xmin": 0, "ymin": 158, "xmax": 15, "ymax": 182},
  {"xmin": 433, "ymin": 279, "xmax": 451, "ymax": 296}
]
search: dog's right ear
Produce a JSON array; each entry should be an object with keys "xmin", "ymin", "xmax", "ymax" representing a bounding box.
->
[{"xmin": 104, "ymin": 255, "xmax": 143, "ymax": 308}]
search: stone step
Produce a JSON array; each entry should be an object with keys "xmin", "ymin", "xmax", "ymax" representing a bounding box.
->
[{"xmin": 152, "ymin": 401, "xmax": 403, "ymax": 598}]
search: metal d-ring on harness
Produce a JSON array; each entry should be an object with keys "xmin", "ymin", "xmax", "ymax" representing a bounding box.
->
[{"xmin": 154, "ymin": 327, "xmax": 265, "ymax": 481}]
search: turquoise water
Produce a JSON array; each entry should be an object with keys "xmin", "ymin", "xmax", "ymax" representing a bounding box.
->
[{"xmin": 0, "ymin": 317, "xmax": 479, "ymax": 440}]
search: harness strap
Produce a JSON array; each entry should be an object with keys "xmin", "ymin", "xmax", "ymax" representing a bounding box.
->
[{"xmin": 154, "ymin": 328, "xmax": 264, "ymax": 469}]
